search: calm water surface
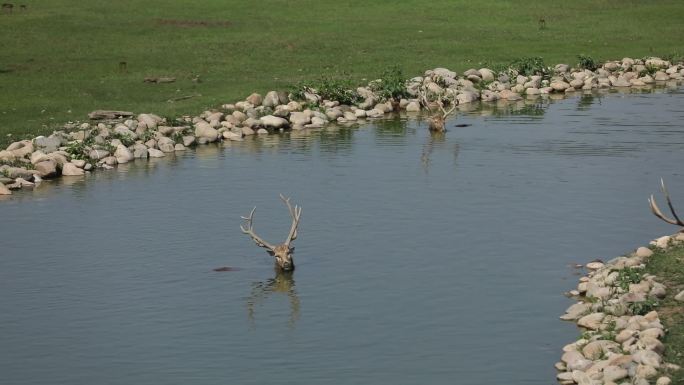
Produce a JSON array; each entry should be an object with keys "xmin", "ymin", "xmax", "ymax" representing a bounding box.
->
[{"xmin": 2, "ymin": 89, "xmax": 684, "ymax": 384}]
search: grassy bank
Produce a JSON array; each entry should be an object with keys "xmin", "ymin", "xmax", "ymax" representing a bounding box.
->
[
  {"xmin": 1, "ymin": 0, "xmax": 683, "ymax": 146},
  {"xmin": 645, "ymin": 242, "xmax": 684, "ymax": 382}
]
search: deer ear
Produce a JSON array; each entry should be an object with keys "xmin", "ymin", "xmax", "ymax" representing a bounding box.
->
[{"xmin": 267, "ymin": 250, "xmax": 275, "ymax": 256}]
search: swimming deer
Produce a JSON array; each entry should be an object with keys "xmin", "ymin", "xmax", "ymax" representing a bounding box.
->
[
  {"xmin": 648, "ymin": 178, "xmax": 684, "ymax": 231},
  {"xmin": 240, "ymin": 194, "xmax": 301, "ymax": 270},
  {"xmin": 417, "ymin": 85, "xmax": 457, "ymax": 133}
]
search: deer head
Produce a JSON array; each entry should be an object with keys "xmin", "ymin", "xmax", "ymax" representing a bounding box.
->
[
  {"xmin": 418, "ymin": 84, "xmax": 457, "ymax": 133},
  {"xmin": 240, "ymin": 194, "xmax": 302, "ymax": 270},
  {"xmin": 648, "ymin": 178, "xmax": 684, "ymax": 230}
]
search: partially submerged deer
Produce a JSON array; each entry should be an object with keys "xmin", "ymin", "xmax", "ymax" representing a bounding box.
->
[
  {"xmin": 418, "ymin": 84, "xmax": 457, "ymax": 133},
  {"xmin": 649, "ymin": 178, "xmax": 684, "ymax": 231},
  {"xmin": 240, "ymin": 194, "xmax": 302, "ymax": 270}
]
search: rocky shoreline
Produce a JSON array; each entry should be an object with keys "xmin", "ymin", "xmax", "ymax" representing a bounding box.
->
[
  {"xmin": 558, "ymin": 234, "xmax": 684, "ymax": 385},
  {"xmin": 1, "ymin": 56, "xmax": 684, "ymax": 195}
]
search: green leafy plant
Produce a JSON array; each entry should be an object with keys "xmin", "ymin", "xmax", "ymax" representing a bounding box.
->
[
  {"xmin": 369, "ymin": 66, "xmax": 410, "ymax": 101},
  {"xmin": 628, "ymin": 299, "xmax": 659, "ymax": 316},
  {"xmin": 509, "ymin": 56, "xmax": 550, "ymax": 77},
  {"xmin": 65, "ymin": 135, "xmax": 95, "ymax": 160},
  {"xmin": 110, "ymin": 132, "xmax": 135, "ymax": 147},
  {"xmin": 289, "ymin": 73, "xmax": 361, "ymax": 105},
  {"xmin": 614, "ymin": 267, "xmax": 644, "ymax": 291},
  {"xmin": 577, "ymin": 54, "xmax": 599, "ymax": 71}
]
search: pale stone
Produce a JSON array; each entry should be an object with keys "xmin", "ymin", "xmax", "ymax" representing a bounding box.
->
[
  {"xmin": 634, "ymin": 247, "xmax": 653, "ymax": 258},
  {"xmin": 89, "ymin": 149, "xmax": 109, "ymax": 160},
  {"xmin": 182, "ymin": 135, "xmax": 196, "ymax": 147},
  {"xmin": 577, "ymin": 312, "xmax": 605, "ymax": 330},
  {"xmin": 289, "ymin": 111, "xmax": 311, "ymax": 126},
  {"xmin": 0, "ymin": 183, "xmax": 11, "ymax": 195},
  {"xmin": 550, "ymin": 80, "xmax": 571, "ymax": 92},
  {"xmin": 232, "ymin": 110, "xmax": 247, "ymax": 122},
  {"xmin": 354, "ymin": 109, "xmax": 367, "ymax": 118},
  {"xmin": 194, "ymin": 121, "xmax": 219, "ymax": 142},
  {"xmin": 0, "ymin": 150, "xmax": 15, "ymax": 162},
  {"xmin": 113, "ymin": 124, "xmax": 138, "ymax": 139},
  {"xmin": 586, "ymin": 261, "xmax": 604, "ymax": 270},
  {"xmin": 9, "ymin": 140, "xmax": 34, "ymax": 158},
  {"xmin": 651, "ymin": 235, "xmax": 671, "ymax": 248},
  {"xmin": 479, "ymin": 68, "xmax": 495, "ymax": 82},
  {"xmin": 556, "ymin": 372, "xmax": 573, "ymax": 382},
  {"xmin": 650, "ymin": 282, "xmax": 667, "ymax": 299},
  {"xmin": 157, "ymin": 137, "xmax": 175, "ymax": 153},
  {"xmin": 633, "ymin": 349, "xmax": 661, "ymax": 368},
  {"xmin": 114, "ymin": 145, "xmax": 134, "ymax": 163},
  {"xmin": 635, "ymin": 364, "xmax": 658, "ymax": 379},
  {"xmin": 174, "ymin": 144, "xmax": 186, "ymax": 151},
  {"xmin": 34, "ymin": 160, "xmax": 57, "ymax": 178},
  {"xmin": 615, "ymin": 329, "xmax": 637, "ymax": 343},
  {"xmin": 656, "ymin": 376, "xmax": 671, "ymax": 385},
  {"xmin": 246, "ymin": 93, "xmax": 263, "ymax": 106},
  {"xmin": 30, "ymin": 150, "xmax": 50, "ymax": 165},
  {"xmin": 654, "ymin": 72, "xmax": 670, "ymax": 81},
  {"xmin": 582, "ymin": 340, "xmax": 620, "ymax": 360},
  {"xmin": 71, "ymin": 159, "xmax": 86, "ymax": 168},
  {"xmin": 674, "ymin": 290, "xmax": 684, "ymax": 302},
  {"xmin": 603, "ymin": 365, "xmax": 628, "ymax": 382},
  {"xmin": 341, "ymin": 111, "xmax": 356, "ymax": 121},
  {"xmin": 260, "ymin": 115, "xmax": 289, "ymax": 129},
  {"xmin": 406, "ymin": 101, "xmax": 421, "ymax": 112},
  {"xmin": 241, "ymin": 127, "xmax": 255, "ymax": 136},
  {"xmin": 137, "ymin": 113, "xmax": 161, "ymax": 130},
  {"xmin": 366, "ymin": 108, "xmax": 384, "ymax": 118},
  {"xmin": 34, "ymin": 136, "xmax": 62, "ymax": 153},
  {"xmin": 147, "ymin": 148, "xmax": 164, "ymax": 158},
  {"xmin": 61, "ymin": 162, "xmax": 85, "ymax": 176},
  {"xmin": 560, "ymin": 302, "xmax": 591, "ymax": 320},
  {"xmin": 257, "ymin": 128, "xmax": 268, "ymax": 134},
  {"xmin": 639, "ymin": 336, "xmax": 665, "ymax": 354}
]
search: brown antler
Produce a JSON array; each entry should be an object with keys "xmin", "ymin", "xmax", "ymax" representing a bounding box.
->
[
  {"xmin": 240, "ymin": 207, "xmax": 277, "ymax": 250},
  {"xmin": 279, "ymin": 194, "xmax": 302, "ymax": 246},
  {"xmin": 418, "ymin": 84, "xmax": 457, "ymax": 132},
  {"xmin": 648, "ymin": 178, "xmax": 684, "ymax": 226}
]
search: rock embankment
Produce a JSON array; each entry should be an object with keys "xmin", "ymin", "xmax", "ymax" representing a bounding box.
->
[
  {"xmin": 557, "ymin": 234, "xmax": 684, "ymax": 385},
  {"xmin": 2, "ymin": 56, "xmax": 684, "ymax": 195}
]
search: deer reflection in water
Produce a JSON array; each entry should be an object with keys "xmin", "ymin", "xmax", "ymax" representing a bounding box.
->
[
  {"xmin": 421, "ymin": 130, "xmax": 460, "ymax": 173},
  {"xmin": 246, "ymin": 267, "xmax": 300, "ymax": 329}
]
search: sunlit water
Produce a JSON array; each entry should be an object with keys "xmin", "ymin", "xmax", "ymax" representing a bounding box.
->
[{"xmin": 2, "ymin": 89, "xmax": 684, "ymax": 385}]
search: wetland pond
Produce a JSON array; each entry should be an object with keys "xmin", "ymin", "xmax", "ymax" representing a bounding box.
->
[{"xmin": 2, "ymin": 89, "xmax": 684, "ymax": 385}]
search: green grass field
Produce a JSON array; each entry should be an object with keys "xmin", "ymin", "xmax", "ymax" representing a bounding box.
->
[
  {"xmin": 1, "ymin": 0, "xmax": 683, "ymax": 145},
  {"xmin": 645, "ymin": 243, "xmax": 684, "ymax": 383}
]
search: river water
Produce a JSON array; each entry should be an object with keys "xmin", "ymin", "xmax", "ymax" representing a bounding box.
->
[{"xmin": 1, "ymin": 88, "xmax": 683, "ymax": 384}]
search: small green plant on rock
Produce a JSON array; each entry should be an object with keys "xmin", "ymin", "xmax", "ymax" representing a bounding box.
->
[
  {"xmin": 509, "ymin": 56, "xmax": 550, "ymax": 77},
  {"xmin": 289, "ymin": 73, "xmax": 361, "ymax": 105},
  {"xmin": 628, "ymin": 299, "xmax": 659, "ymax": 316},
  {"xmin": 110, "ymin": 132, "xmax": 135, "ymax": 147},
  {"xmin": 65, "ymin": 136, "xmax": 95, "ymax": 160},
  {"xmin": 577, "ymin": 54, "xmax": 599, "ymax": 71},
  {"xmin": 614, "ymin": 267, "xmax": 643, "ymax": 291},
  {"xmin": 369, "ymin": 66, "xmax": 410, "ymax": 101}
]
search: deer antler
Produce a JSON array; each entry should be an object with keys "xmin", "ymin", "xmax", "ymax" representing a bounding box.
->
[
  {"xmin": 648, "ymin": 178, "xmax": 684, "ymax": 226},
  {"xmin": 240, "ymin": 207, "xmax": 277, "ymax": 250},
  {"xmin": 438, "ymin": 90, "xmax": 458, "ymax": 118},
  {"xmin": 279, "ymin": 194, "xmax": 302, "ymax": 246}
]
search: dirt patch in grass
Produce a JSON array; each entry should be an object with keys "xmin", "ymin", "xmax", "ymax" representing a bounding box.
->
[{"xmin": 155, "ymin": 19, "xmax": 232, "ymax": 28}]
